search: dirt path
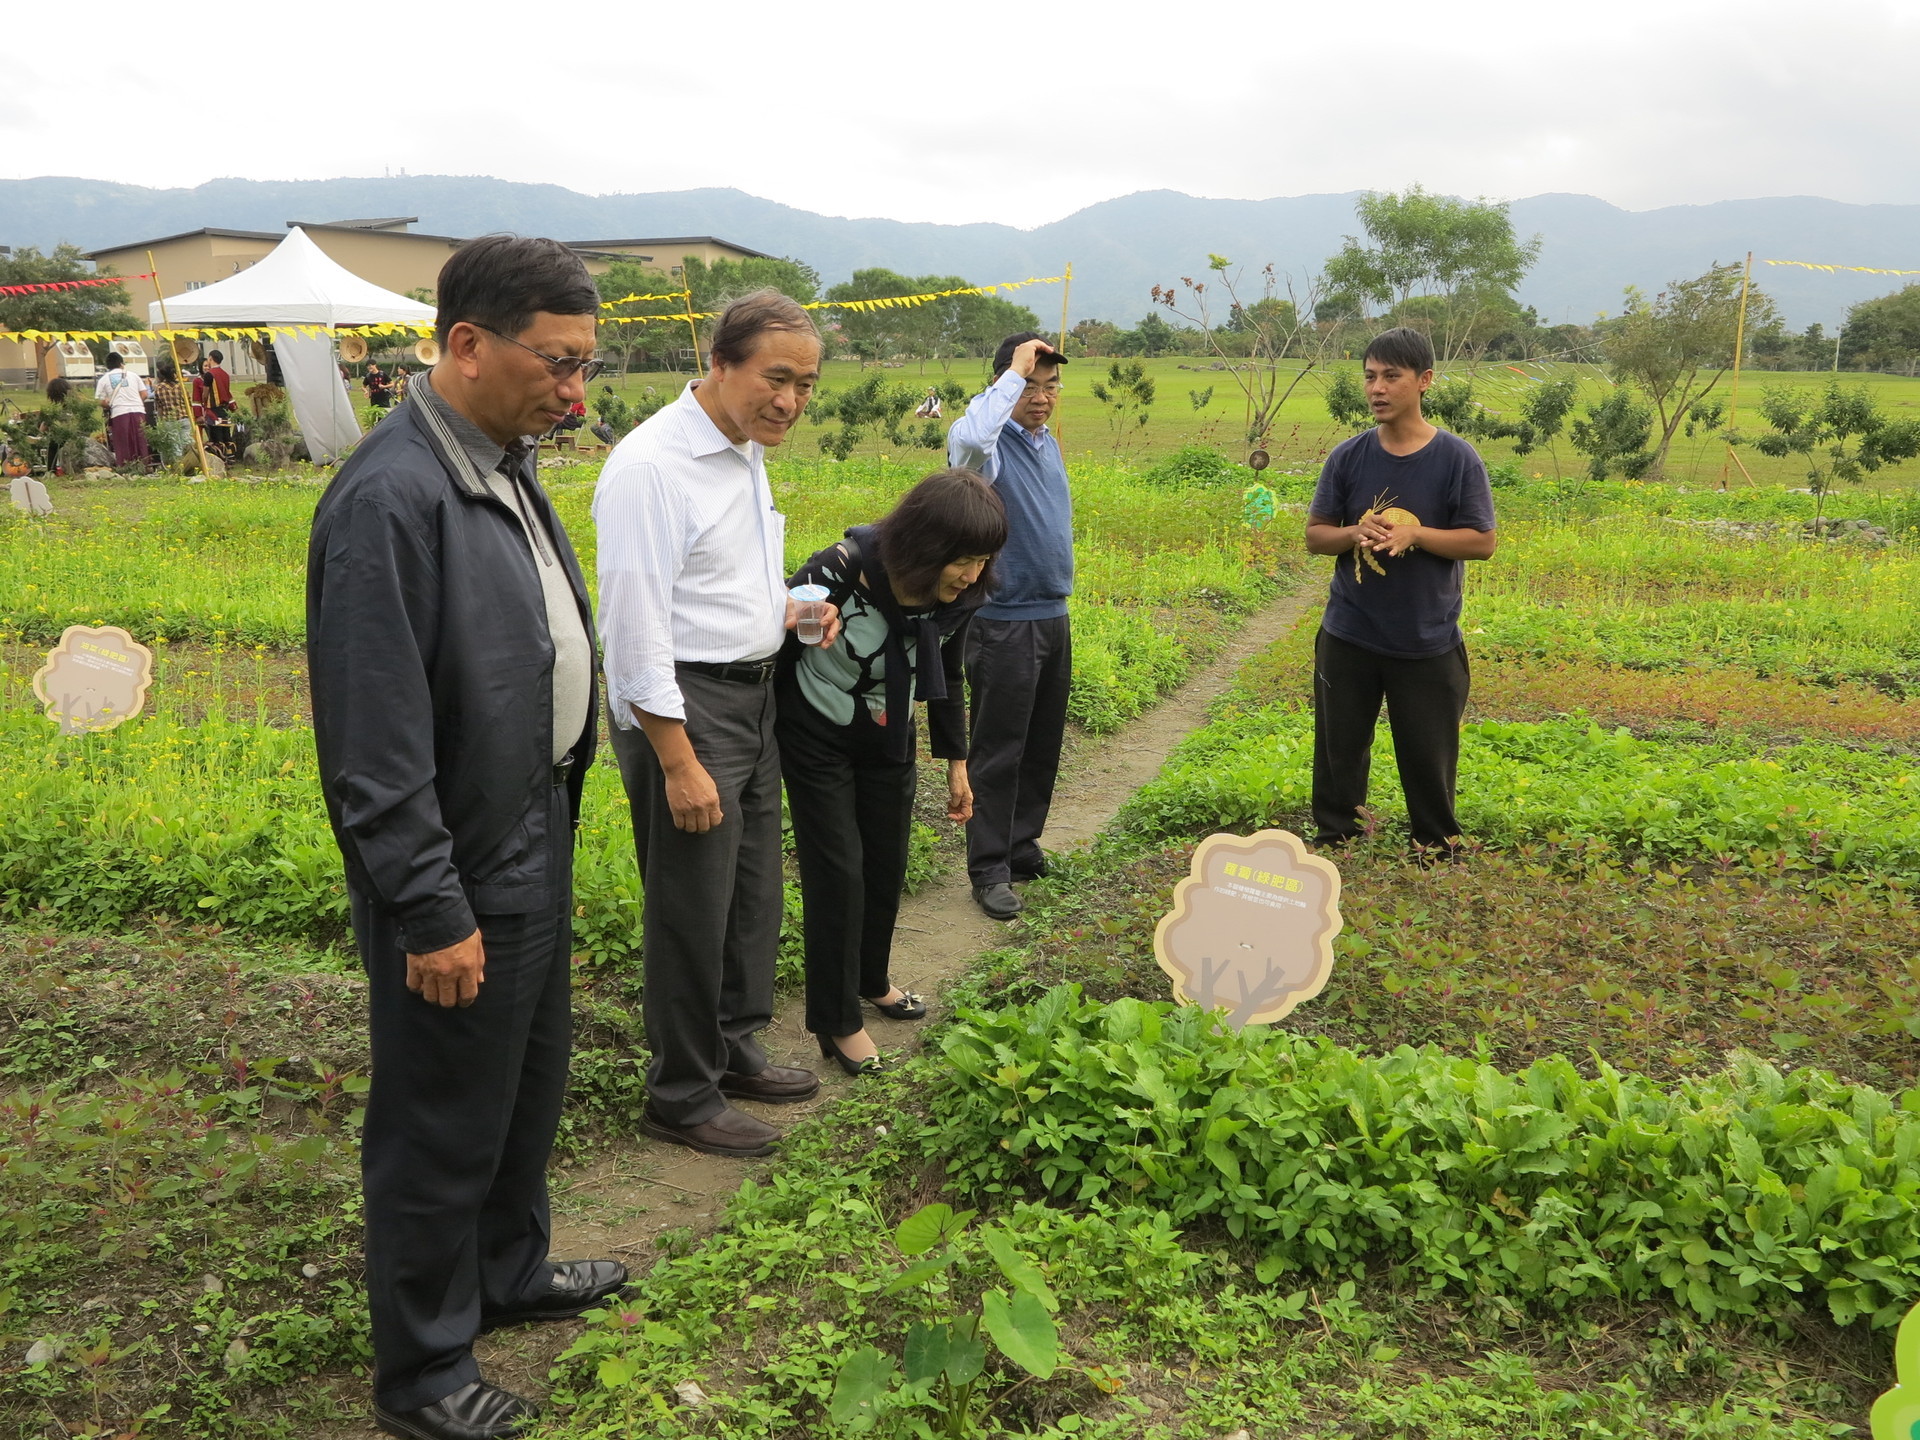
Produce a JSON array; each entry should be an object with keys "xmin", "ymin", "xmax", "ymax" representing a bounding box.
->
[{"xmin": 460, "ymin": 583, "xmax": 1318, "ymax": 1405}]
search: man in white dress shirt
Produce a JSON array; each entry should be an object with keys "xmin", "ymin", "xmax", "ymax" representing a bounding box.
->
[{"xmin": 595, "ymin": 290, "xmax": 837, "ymax": 1159}]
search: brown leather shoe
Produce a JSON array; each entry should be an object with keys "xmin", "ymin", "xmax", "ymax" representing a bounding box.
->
[
  {"xmin": 719, "ymin": 1063, "xmax": 821, "ymax": 1105},
  {"xmin": 640, "ymin": 1104, "xmax": 780, "ymax": 1158}
]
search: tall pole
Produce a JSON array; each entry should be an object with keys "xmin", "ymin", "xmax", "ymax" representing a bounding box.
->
[
  {"xmin": 682, "ymin": 287, "xmax": 704, "ymax": 377},
  {"xmin": 1717, "ymin": 251, "xmax": 1754, "ymax": 491},
  {"xmin": 148, "ymin": 249, "xmax": 211, "ymax": 479},
  {"xmin": 1055, "ymin": 262, "xmax": 1072, "ymax": 449}
]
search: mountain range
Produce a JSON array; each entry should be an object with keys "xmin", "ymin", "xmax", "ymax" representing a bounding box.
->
[{"xmin": 4, "ymin": 175, "xmax": 1916, "ymax": 330}]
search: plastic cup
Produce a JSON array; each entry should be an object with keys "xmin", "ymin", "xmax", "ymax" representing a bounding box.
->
[{"xmin": 790, "ymin": 583, "xmax": 830, "ymax": 645}]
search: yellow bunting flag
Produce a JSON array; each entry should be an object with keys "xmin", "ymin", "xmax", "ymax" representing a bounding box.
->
[
  {"xmin": 1762, "ymin": 258, "xmax": 1920, "ymax": 277},
  {"xmin": 599, "ymin": 289, "xmax": 692, "ymax": 309},
  {"xmin": 596, "ymin": 274, "xmax": 1066, "ymax": 326}
]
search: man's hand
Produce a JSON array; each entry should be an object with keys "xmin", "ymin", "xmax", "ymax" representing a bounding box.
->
[
  {"xmin": 407, "ymin": 930, "xmax": 486, "ymax": 1008},
  {"xmin": 664, "ymin": 756, "xmax": 724, "ymax": 833},
  {"xmin": 1367, "ymin": 518, "xmax": 1422, "ymax": 558},
  {"xmin": 946, "ymin": 760, "xmax": 973, "ymax": 823},
  {"xmin": 1008, "ymin": 338, "xmax": 1058, "ymax": 379}
]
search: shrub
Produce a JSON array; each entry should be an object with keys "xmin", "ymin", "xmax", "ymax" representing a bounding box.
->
[{"xmin": 932, "ymin": 986, "xmax": 1920, "ymax": 1327}]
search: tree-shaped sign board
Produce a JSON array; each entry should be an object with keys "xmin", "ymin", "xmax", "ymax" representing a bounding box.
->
[
  {"xmin": 1872, "ymin": 1302, "xmax": 1920, "ymax": 1439},
  {"xmin": 1153, "ymin": 829, "xmax": 1342, "ymax": 1028},
  {"xmin": 32, "ymin": 625, "xmax": 154, "ymax": 735}
]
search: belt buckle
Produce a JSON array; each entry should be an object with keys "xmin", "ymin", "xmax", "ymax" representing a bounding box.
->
[{"xmin": 551, "ymin": 753, "xmax": 575, "ymax": 786}]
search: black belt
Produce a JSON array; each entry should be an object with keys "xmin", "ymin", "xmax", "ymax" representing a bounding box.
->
[{"xmin": 679, "ymin": 657, "xmax": 778, "ymax": 686}]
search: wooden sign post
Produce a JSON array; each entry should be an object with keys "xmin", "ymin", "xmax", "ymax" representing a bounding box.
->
[
  {"xmin": 1154, "ymin": 828, "xmax": 1342, "ymax": 1029},
  {"xmin": 32, "ymin": 624, "xmax": 154, "ymax": 735}
]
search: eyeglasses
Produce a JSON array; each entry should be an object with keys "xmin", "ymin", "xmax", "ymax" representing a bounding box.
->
[{"xmin": 474, "ymin": 323, "xmax": 606, "ymax": 382}]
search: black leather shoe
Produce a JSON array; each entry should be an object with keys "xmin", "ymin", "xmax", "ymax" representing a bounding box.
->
[
  {"xmin": 1011, "ymin": 854, "xmax": 1053, "ymax": 880},
  {"xmin": 866, "ymin": 989, "xmax": 927, "ymax": 1021},
  {"xmin": 719, "ymin": 1063, "xmax": 821, "ymax": 1104},
  {"xmin": 375, "ymin": 1380, "xmax": 538, "ymax": 1440},
  {"xmin": 480, "ymin": 1259, "xmax": 631, "ymax": 1331},
  {"xmin": 640, "ymin": 1104, "xmax": 780, "ymax": 1158},
  {"xmin": 973, "ymin": 882, "xmax": 1023, "ymax": 920}
]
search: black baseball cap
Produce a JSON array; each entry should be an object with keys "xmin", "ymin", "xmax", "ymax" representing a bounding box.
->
[{"xmin": 991, "ymin": 331, "xmax": 1069, "ymax": 376}]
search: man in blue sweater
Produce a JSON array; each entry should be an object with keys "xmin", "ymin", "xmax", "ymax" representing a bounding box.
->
[{"xmin": 948, "ymin": 333, "xmax": 1074, "ymax": 920}]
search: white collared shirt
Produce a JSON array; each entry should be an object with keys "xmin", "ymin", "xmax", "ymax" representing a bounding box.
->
[{"xmin": 593, "ymin": 382, "xmax": 788, "ymax": 726}]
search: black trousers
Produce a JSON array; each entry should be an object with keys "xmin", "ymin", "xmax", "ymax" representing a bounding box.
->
[
  {"xmin": 608, "ymin": 670, "xmax": 780, "ymax": 1127},
  {"xmin": 353, "ymin": 783, "xmax": 573, "ymax": 1413},
  {"xmin": 1311, "ymin": 627, "xmax": 1471, "ymax": 849},
  {"xmin": 776, "ymin": 696, "xmax": 917, "ymax": 1037},
  {"xmin": 964, "ymin": 614, "xmax": 1071, "ymax": 886}
]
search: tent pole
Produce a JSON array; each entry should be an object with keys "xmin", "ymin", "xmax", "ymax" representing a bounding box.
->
[
  {"xmin": 149, "ymin": 249, "xmax": 212, "ymax": 479},
  {"xmin": 683, "ymin": 289, "xmax": 704, "ymax": 377},
  {"xmin": 1717, "ymin": 251, "xmax": 1753, "ymax": 491}
]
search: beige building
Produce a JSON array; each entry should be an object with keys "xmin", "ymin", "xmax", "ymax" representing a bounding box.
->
[
  {"xmin": 1, "ymin": 222, "xmax": 773, "ymax": 384},
  {"xmin": 87, "ymin": 220, "xmax": 772, "ymax": 303}
]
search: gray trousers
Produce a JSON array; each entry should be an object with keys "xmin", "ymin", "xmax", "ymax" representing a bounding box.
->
[
  {"xmin": 608, "ymin": 669, "xmax": 780, "ymax": 1126},
  {"xmin": 354, "ymin": 782, "xmax": 573, "ymax": 1413},
  {"xmin": 964, "ymin": 614, "xmax": 1072, "ymax": 886}
]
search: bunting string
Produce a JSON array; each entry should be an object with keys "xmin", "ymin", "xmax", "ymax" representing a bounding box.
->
[
  {"xmin": 2, "ymin": 274, "xmax": 1066, "ymax": 344},
  {"xmin": 0, "ymin": 272, "xmax": 154, "ymax": 296},
  {"xmin": 1762, "ymin": 258, "xmax": 1920, "ymax": 278},
  {"xmin": 598, "ymin": 274, "xmax": 1066, "ymax": 326}
]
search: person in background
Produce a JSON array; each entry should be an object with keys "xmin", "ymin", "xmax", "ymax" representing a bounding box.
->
[
  {"xmin": 308, "ymin": 234, "xmax": 627, "ymax": 1440},
  {"xmin": 392, "ymin": 364, "xmax": 411, "ymax": 402},
  {"xmin": 1305, "ymin": 326, "xmax": 1498, "ymax": 859},
  {"xmin": 778, "ymin": 468, "xmax": 1004, "ymax": 1074},
  {"xmin": 365, "ymin": 361, "xmax": 395, "ymax": 409},
  {"xmin": 595, "ymin": 290, "xmax": 838, "ymax": 1161},
  {"xmin": 946, "ymin": 333, "xmax": 1074, "ymax": 921},
  {"xmin": 94, "ymin": 352, "xmax": 152, "ymax": 467},
  {"xmin": 201, "ymin": 350, "xmax": 235, "ymax": 454},
  {"xmin": 150, "ymin": 361, "xmax": 191, "ymax": 464}
]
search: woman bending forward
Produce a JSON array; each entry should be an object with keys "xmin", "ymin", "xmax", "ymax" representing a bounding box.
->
[{"xmin": 777, "ymin": 468, "xmax": 1007, "ymax": 1074}]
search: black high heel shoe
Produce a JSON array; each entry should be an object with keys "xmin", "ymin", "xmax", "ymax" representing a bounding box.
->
[
  {"xmin": 866, "ymin": 989, "xmax": 927, "ymax": 1021},
  {"xmin": 817, "ymin": 1033, "xmax": 884, "ymax": 1077}
]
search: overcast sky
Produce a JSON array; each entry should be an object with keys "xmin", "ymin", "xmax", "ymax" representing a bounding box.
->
[{"xmin": 4, "ymin": 0, "xmax": 1914, "ymax": 225}]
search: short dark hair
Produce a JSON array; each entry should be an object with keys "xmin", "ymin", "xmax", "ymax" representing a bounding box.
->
[
  {"xmin": 1363, "ymin": 327, "xmax": 1434, "ymax": 374},
  {"xmin": 874, "ymin": 468, "xmax": 1007, "ymax": 606},
  {"xmin": 105, "ymin": 351, "xmax": 124, "ymax": 369},
  {"xmin": 156, "ymin": 359, "xmax": 177, "ymax": 383},
  {"xmin": 207, "ymin": 349, "xmax": 223, "ymax": 364},
  {"xmin": 709, "ymin": 289, "xmax": 820, "ymax": 369},
  {"xmin": 46, "ymin": 376, "xmax": 70, "ymax": 402},
  {"xmin": 435, "ymin": 234, "xmax": 600, "ymax": 348},
  {"xmin": 991, "ymin": 330, "xmax": 1067, "ymax": 379}
]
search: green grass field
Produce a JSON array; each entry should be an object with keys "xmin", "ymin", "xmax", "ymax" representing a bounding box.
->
[{"xmin": 588, "ymin": 357, "xmax": 1920, "ymax": 489}]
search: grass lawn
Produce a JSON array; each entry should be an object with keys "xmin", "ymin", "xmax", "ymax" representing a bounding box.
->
[
  {"xmin": 585, "ymin": 357, "xmax": 1920, "ymax": 488},
  {"xmin": 4, "ymin": 457, "xmax": 1917, "ymax": 1436}
]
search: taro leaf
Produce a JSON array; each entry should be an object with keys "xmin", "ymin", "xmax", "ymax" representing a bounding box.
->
[
  {"xmin": 828, "ymin": 1345, "xmax": 897, "ymax": 1429},
  {"xmin": 981, "ymin": 1287, "xmax": 1059, "ymax": 1379},
  {"xmin": 895, "ymin": 1203, "xmax": 976, "ymax": 1257},
  {"xmin": 903, "ymin": 1322, "xmax": 950, "ymax": 1387},
  {"xmin": 883, "ymin": 1251, "xmax": 959, "ymax": 1296},
  {"xmin": 946, "ymin": 1327, "xmax": 988, "ymax": 1387},
  {"xmin": 981, "ymin": 1227, "xmax": 1058, "ymax": 1312}
]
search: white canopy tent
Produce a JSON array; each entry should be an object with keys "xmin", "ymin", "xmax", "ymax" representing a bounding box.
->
[{"xmin": 149, "ymin": 228, "xmax": 436, "ymax": 463}]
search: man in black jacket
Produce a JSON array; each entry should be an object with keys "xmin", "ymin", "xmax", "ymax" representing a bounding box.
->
[{"xmin": 308, "ymin": 235, "xmax": 625, "ymax": 1440}]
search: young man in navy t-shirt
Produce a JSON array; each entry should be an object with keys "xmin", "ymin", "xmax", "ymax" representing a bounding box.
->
[{"xmin": 1306, "ymin": 328, "xmax": 1498, "ymax": 855}]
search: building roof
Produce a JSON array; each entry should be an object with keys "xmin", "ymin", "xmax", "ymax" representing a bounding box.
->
[
  {"xmin": 291, "ymin": 217, "xmax": 419, "ymax": 231},
  {"xmin": 87, "ymin": 226, "xmax": 772, "ymax": 265},
  {"xmin": 565, "ymin": 235, "xmax": 773, "ymax": 260},
  {"xmin": 84, "ymin": 226, "xmax": 280, "ymax": 258}
]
